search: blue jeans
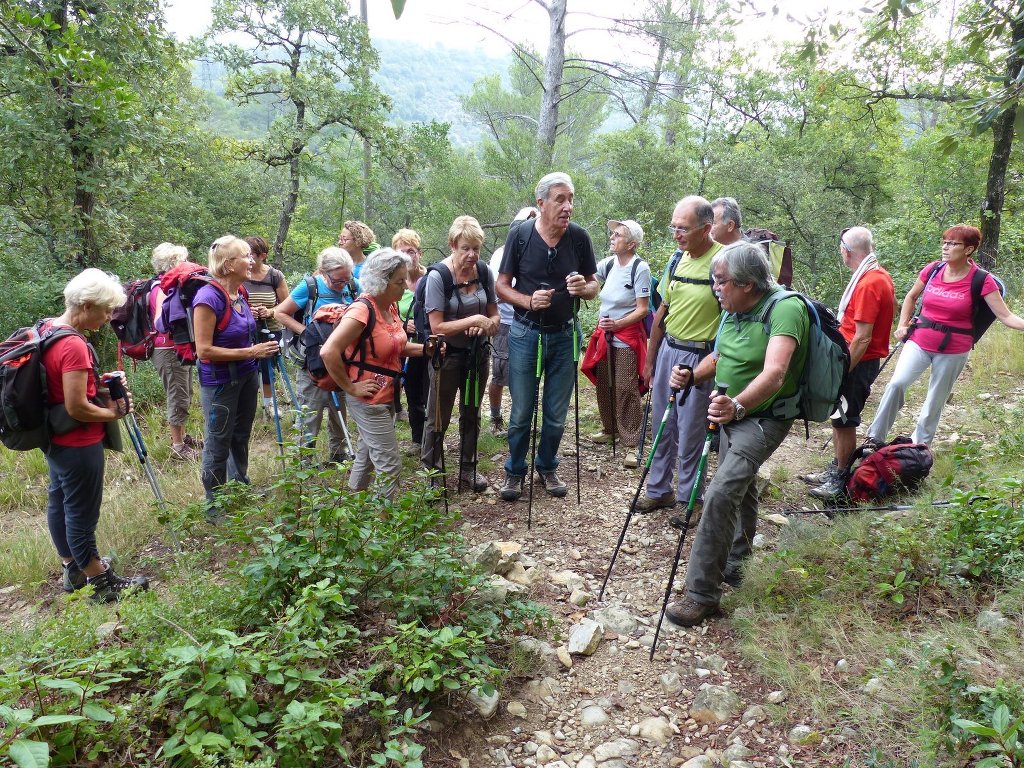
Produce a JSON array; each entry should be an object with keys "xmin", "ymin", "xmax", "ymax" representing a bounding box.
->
[
  {"xmin": 505, "ymin": 320, "xmax": 576, "ymax": 477},
  {"xmin": 46, "ymin": 440, "xmax": 105, "ymax": 568},
  {"xmin": 200, "ymin": 370, "xmax": 259, "ymax": 503}
]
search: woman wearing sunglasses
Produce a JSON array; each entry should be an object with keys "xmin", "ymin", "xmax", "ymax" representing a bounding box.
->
[{"xmin": 867, "ymin": 224, "xmax": 1024, "ymax": 446}]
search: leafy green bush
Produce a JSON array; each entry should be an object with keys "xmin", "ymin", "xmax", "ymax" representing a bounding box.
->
[
  {"xmin": 942, "ymin": 479, "xmax": 1024, "ymax": 585},
  {"xmin": 0, "ymin": 461, "xmax": 546, "ymax": 767}
]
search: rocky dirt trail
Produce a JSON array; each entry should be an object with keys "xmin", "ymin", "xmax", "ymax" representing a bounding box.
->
[{"xmin": 425, "ymin": 421, "xmax": 848, "ymax": 768}]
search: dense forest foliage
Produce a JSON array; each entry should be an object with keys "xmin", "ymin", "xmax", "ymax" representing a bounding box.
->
[{"xmin": 2, "ymin": 0, "xmax": 1022, "ymax": 335}]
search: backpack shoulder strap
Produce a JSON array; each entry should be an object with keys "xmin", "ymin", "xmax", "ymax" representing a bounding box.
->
[
  {"xmin": 476, "ymin": 260, "xmax": 494, "ymax": 297},
  {"xmin": 303, "ymin": 274, "xmax": 318, "ymax": 319},
  {"xmin": 515, "ymin": 218, "xmax": 536, "ymax": 255},
  {"xmin": 630, "ymin": 257, "xmax": 640, "ymax": 287},
  {"xmin": 211, "ymin": 281, "xmax": 236, "ymax": 332},
  {"xmin": 970, "ymin": 266, "xmax": 988, "ymax": 307}
]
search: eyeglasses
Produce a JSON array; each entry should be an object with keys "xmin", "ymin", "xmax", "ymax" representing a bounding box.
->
[
  {"xmin": 712, "ymin": 275, "xmax": 735, "ymax": 288},
  {"xmin": 399, "ymin": 247, "xmax": 419, "ymax": 257},
  {"xmin": 324, "ymin": 270, "xmax": 349, "ymax": 286},
  {"xmin": 546, "ymin": 246, "xmax": 558, "ymax": 275},
  {"xmin": 941, "ymin": 240, "xmax": 964, "ymax": 248},
  {"xmin": 667, "ymin": 225, "xmax": 695, "ymax": 236}
]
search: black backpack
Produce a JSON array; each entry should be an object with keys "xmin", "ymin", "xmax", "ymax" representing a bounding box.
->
[
  {"xmin": 411, "ymin": 261, "xmax": 494, "ymax": 343},
  {"xmin": 342, "ymin": 297, "xmax": 404, "ymax": 379},
  {"xmin": 0, "ymin": 321, "xmax": 88, "ymax": 451},
  {"xmin": 913, "ymin": 261, "xmax": 1006, "ymax": 349},
  {"xmin": 110, "ymin": 277, "xmax": 157, "ymax": 362}
]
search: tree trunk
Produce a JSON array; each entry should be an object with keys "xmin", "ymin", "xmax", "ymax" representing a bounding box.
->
[
  {"xmin": 537, "ymin": 0, "xmax": 567, "ymax": 168},
  {"xmin": 639, "ymin": 0, "xmax": 672, "ymax": 123},
  {"xmin": 274, "ymin": 94, "xmax": 305, "ymax": 264},
  {"xmin": 361, "ymin": 0, "xmax": 372, "ymax": 221},
  {"xmin": 977, "ymin": 11, "xmax": 1024, "ymax": 270},
  {"xmin": 70, "ymin": 147, "xmax": 100, "ymax": 268}
]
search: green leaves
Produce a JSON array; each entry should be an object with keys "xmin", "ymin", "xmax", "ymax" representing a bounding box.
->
[{"xmin": 7, "ymin": 740, "xmax": 49, "ymax": 768}]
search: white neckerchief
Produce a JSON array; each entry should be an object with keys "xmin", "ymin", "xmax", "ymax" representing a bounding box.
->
[{"xmin": 837, "ymin": 252, "xmax": 878, "ymax": 324}]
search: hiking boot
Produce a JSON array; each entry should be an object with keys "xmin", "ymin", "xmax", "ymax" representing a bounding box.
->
[
  {"xmin": 809, "ymin": 473, "xmax": 848, "ymax": 500},
  {"xmin": 62, "ymin": 557, "xmax": 112, "ymax": 593},
  {"xmin": 723, "ymin": 566, "xmax": 743, "ymax": 588},
  {"xmin": 798, "ymin": 460, "xmax": 839, "ymax": 486},
  {"xmin": 622, "ymin": 449, "xmax": 639, "ymax": 469},
  {"xmin": 86, "ymin": 567, "xmax": 150, "ymax": 603},
  {"xmin": 537, "ymin": 470, "xmax": 568, "ymax": 497},
  {"xmin": 669, "ymin": 505, "xmax": 702, "ymax": 531},
  {"xmin": 490, "ymin": 415, "xmax": 507, "ymax": 438},
  {"xmin": 184, "ymin": 434, "xmax": 204, "ymax": 450},
  {"xmin": 665, "ymin": 597, "xmax": 721, "ymax": 628},
  {"xmin": 459, "ymin": 470, "xmax": 490, "ymax": 493},
  {"xmin": 171, "ymin": 443, "xmax": 200, "ymax": 461},
  {"xmin": 635, "ymin": 492, "xmax": 676, "ymax": 513},
  {"xmin": 327, "ymin": 452, "xmax": 352, "ymax": 466},
  {"xmin": 589, "ymin": 431, "xmax": 613, "ymax": 444},
  {"xmin": 500, "ymin": 472, "xmax": 524, "ymax": 501}
]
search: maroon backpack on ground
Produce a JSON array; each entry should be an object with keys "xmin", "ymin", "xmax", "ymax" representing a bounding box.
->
[{"xmin": 845, "ymin": 436, "xmax": 933, "ymax": 502}]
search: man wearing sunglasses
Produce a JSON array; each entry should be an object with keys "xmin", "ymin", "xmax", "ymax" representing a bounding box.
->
[
  {"xmin": 802, "ymin": 226, "xmax": 895, "ymax": 499},
  {"xmin": 636, "ymin": 196, "xmax": 723, "ymax": 514},
  {"xmin": 496, "ymin": 172, "xmax": 599, "ymax": 501}
]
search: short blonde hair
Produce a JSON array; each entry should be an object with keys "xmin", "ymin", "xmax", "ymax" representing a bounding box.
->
[
  {"xmin": 317, "ymin": 246, "xmax": 354, "ymax": 274},
  {"xmin": 448, "ymin": 216, "xmax": 484, "ymax": 249},
  {"xmin": 208, "ymin": 235, "xmax": 250, "ymax": 278},
  {"xmin": 391, "ymin": 228, "xmax": 421, "ymax": 251},
  {"xmin": 151, "ymin": 242, "xmax": 189, "ymax": 274},
  {"xmin": 64, "ymin": 268, "xmax": 127, "ymax": 311},
  {"xmin": 340, "ymin": 220, "xmax": 375, "ymax": 250}
]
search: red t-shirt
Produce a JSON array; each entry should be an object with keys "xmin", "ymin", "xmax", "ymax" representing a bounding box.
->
[
  {"xmin": 343, "ymin": 297, "xmax": 406, "ymax": 405},
  {"xmin": 41, "ymin": 322, "xmax": 105, "ymax": 448},
  {"xmin": 916, "ymin": 261, "xmax": 1000, "ymax": 355},
  {"xmin": 839, "ymin": 267, "xmax": 896, "ymax": 361}
]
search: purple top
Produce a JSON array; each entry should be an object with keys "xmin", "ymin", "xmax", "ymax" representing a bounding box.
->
[{"xmin": 193, "ymin": 284, "xmax": 258, "ymax": 386}]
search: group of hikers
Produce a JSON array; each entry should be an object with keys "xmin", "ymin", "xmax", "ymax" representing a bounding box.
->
[{"xmin": 26, "ymin": 170, "xmax": 1024, "ymax": 621}]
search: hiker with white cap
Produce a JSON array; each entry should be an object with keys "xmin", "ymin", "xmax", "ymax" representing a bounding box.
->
[{"xmin": 580, "ymin": 219, "xmax": 651, "ymax": 468}]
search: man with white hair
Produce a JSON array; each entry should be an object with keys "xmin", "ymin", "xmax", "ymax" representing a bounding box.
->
[
  {"xmin": 496, "ymin": 172, "xmax": 599, "ymax": 501},
  {"xmin": 803, "ymin": 226, "xmax": 895, "ymax": 498}
]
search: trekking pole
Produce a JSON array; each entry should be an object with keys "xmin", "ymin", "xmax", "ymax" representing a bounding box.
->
[
  {"xmin": 821, "ymin": 340, "xmax": 904, "ymax": 452},
  {"xmin": 637, "ymin": 390, "xmax": 652, "ymax": 463},
  {"xmin": 329, "ymin": 391, "xmax": 354, "ymax": 457},
  {"xmin": 570, "ymin": 273, "xmax": 581, "ymax": 506},
  {"xmin": 527, "ymin": 284, "xmax": 549, "ymax": 530},
  {"xmin": 650, "ymin": 381, "xmax": 728, "ymax": 660},
  {"xmin": 605, "ymin": 326, "xmax": 618, "ymax": 458},
  {"xmin": 599, "ymin": 367, "xmax": 693, "ymax": 601},
  {"xmin": 460, "ymin": 337, "xmax": 485, "ymax": 493},
  {"xmin": 787, "ymin": 497, "xmax": 970, "ymax": 516},
  {"xmin": 429, "ymin": 334, "xmax": 448, "ymax": 514},
  {"xmin": 103, "ymin": 374, "xmax": 180, "ymax": 551},
  {"xmin": 256, "ymin": 324, "xmax": 287, "ymax": 469}
]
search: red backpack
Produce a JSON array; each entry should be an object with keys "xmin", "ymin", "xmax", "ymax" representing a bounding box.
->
[
  {"xmin": 156, "ymin": 262, "xmax": 246, "ymax": 365},
  {"xmin": 845, "ymin": 437, "xmax": 933, "ymax": 502}
]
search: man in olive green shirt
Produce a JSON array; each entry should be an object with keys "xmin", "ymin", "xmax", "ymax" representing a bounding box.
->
[{"xmin": 665, "ymin": 242, "xmax": 808, "ymax": 627}]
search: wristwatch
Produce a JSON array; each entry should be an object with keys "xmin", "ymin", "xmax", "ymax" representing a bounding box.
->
[{"xmin": 731, "ymin": 398, "xmax": 746, "ymax": 421}]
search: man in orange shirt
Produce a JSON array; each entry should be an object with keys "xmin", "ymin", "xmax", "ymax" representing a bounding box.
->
[{"xmin": 803, "ymin": 226, "xmax": 896, "ymax": 498}]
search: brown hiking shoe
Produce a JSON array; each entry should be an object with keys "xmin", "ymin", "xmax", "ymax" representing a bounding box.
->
[
  {"xmin": 634, "ymin": 492, "xmax": 676, "ymax": 513},
  {"xmin": 665, "ymin": 597, "xmax": 721, "ymax": 627}
]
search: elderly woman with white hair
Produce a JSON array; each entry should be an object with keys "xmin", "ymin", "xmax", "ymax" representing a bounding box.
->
[
  {"xmin": 321, "ymin": 248, "xmax": 431, "ymax": 501},
  {"xmin": 275, "ymin": 246, "xmax": 361, "ymax": 463},
  {"xmin": 42, "ymin": 268, "xmax": 150, "ymax": 602},
  {"xmin": 194, "ymin": 235, "xmax": 281, "ymax": 512},
  {"xmin": 150, "ymin": 242, "xmax": 203, "ymax": 460}
]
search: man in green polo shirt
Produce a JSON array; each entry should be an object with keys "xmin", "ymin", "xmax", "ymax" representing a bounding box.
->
[
  {"xmin": 664, "ymin": 242, "xmax": 809, "ymax": 627},
  {"xmin": 638, "ymin": 196, "xmax": 724, "ymax": 512}
]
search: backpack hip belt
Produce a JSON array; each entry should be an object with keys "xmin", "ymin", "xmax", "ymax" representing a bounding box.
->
[
  {"xmin": 915, "ymin": 315, "xmax": 972, "ymax": 352},
  {"xmin": 513, "ymin": 313, "xmax": 573, "ymax": 333}
]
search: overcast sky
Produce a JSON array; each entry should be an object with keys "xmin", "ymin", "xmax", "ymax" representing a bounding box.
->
[{"xmin": 162, "ymin": 0, "xmax": 867, "ymax": 61}]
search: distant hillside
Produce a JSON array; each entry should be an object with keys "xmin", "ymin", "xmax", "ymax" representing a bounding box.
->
[{"xmin": 191, "ymin": 39, "xmax": 509, "ymax": 145}]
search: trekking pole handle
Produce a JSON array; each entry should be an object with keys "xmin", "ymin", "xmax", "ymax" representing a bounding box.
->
[
  {"xmin": 102, "ymin": 373, "xmax": 127, "ymax": 401},
  {"xmin": 710, "ymin": 383, "xmax": 729, "ymax": 429}
]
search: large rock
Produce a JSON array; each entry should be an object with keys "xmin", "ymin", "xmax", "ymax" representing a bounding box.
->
[
  {"xmin": 535, "ymin": 744, "xmax": 559, "ymax": 763},
  {"xmin": 468, "ymin": 686, "xmax": 500, "ymax": 719},
  {"xmin": 521, "ymin": 676, "xmax": 560, "ymax": 703},
  {"xmin": 637, "ymin": 716, "xmax": 674, "ymax": 745},
  {"xmin": 592, "ymin": 738, "xmax": 639, "ymax": 762},
  {"xmin": 515, "ymin": 637, "xmax": 559, "ymax": 676},
  {"xmin": 690, "ymin": 685, "xmax": 741, "ymax": 724},
  {"xmin": 660, "ymin": 671, "xmax": 683, "ymax": 695},
  {"xmin": 505, "ymin": 561, "xmax": 532, "ymax": 585},
  {"xmin": 680, "ymin": 757, "xmax": 715, "ymax": 768},
  {"xmin": 493, "ymin": 541, "xmax": 523, "ymax": 575},
  {"xmin": 592, "ymin": 604, "xmax": 637, "ymax": 635},
  {"xmin": 977, "ymin": 609, "xmax": 1011, "ymax": 634},
  {"xmin": 465, "ymin": 541, "xmax": 502, "ymax": 573},
  {"xmin": 568, "ymin": 619, "xmax": 604, "ymax": 656},
  {"xmin": 550, "ymin": 569, "xmax": 586, "ymax": 593},
  {"xmin": 580, "ymin": 704, "xmax": 609, "ymax": 727}
]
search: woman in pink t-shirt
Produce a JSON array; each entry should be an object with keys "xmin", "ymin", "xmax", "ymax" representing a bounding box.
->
[
  {"xmin": 320, "ymin": 248, "xmax": 431, "ymax": 501},
  {"xmin": 868, "ymin": 225, "xmax": 1024, "ymax": 445}
]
